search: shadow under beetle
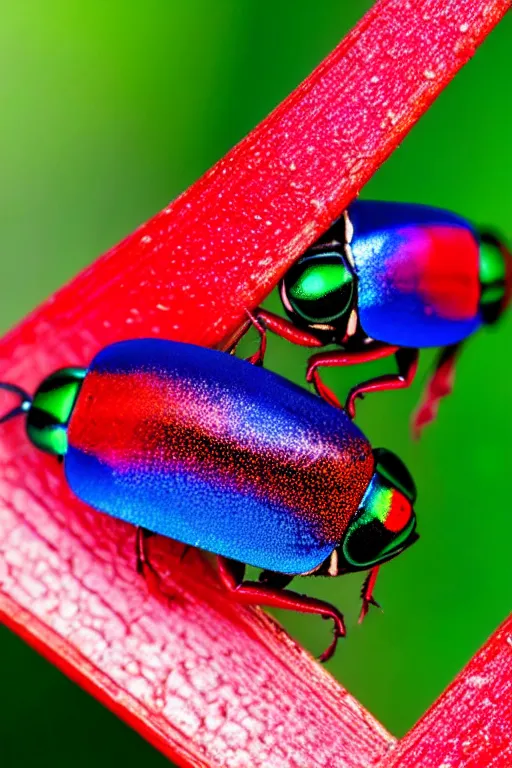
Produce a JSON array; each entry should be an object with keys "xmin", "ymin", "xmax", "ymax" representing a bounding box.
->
[
  {"xmin": 244, "ymin": 200, "xmax": 512, "ymax": 436},
  {"xmin": 0, "ymin": 338, "xmax": 418, "ymax": 661}
]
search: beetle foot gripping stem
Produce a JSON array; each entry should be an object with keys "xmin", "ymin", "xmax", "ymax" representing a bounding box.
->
[
  {"xmin": 243, "ymin": 308, "xmax": 268, "ymax": 366},
  {"xmin": 217, "ymin": 556, "xmax": 346, "ymax": 662},
  {"xmin": 135, "ymin": 527, "xmax": 162, "ymax": 593},
  {"xmin": 412, "ymin": 343, "xmax": 461, "ymax": 439},
  {"xmin": 318, "ymin": 618, "xmax": 346, "ymax": 663},
  {"xmin": 135, "ymin": 528, "xmax": 187, "ymax": 604},
  {"xmin": 241, "ymin": 307, "xmax": 324, "ymax": 367}
]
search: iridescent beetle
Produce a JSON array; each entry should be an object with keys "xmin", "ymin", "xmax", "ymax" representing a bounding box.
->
[
  {"xmin": 245, "ymin": 201, "xmax": 512, "ymax": 435},
  {"xmin": 0, "ymin": 338, "xmax": 418, "ymax": 660}
]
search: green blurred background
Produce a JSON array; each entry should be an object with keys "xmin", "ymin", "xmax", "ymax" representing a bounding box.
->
[{"xmin": 1, "ymin": 2, "xmax": 511, "ymax": 765}]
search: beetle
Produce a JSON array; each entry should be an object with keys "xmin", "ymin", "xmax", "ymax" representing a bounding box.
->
[
  {"xmin": 244, "ymin": 200, "xmax": 512, "ymax": 435},
  {"xmin": 0, "ymin": 338, "xmax": 418, "ymax": 660}
]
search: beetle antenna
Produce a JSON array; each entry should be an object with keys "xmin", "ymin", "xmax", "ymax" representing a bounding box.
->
[{"xmin": 0, "ymin": 382, "xmax": 32, "ymax": 425}]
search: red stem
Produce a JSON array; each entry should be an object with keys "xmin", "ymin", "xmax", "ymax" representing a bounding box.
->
[
  {"xmin": 0, "ymin": 1, "xmax": 509, "ymax": 766},
  {"xmin": 376, "ymin": 615, "xmax": 512, "ymax": 768}
]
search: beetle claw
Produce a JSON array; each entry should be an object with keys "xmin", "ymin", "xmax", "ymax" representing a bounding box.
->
[
  {"xmin": 358, "ymin": 596, "xmax": 382, "ymax": 624},
  {"xmin": 318, "ymin": 622, "xmax": 345, "ymax": 663},
  {"xmin": 310, "ymin": 370, "xmax": 342, "ymax": 408},
  {"xmin": 317, "ymin": 611, "xmax": 346, "ymax": 662}
]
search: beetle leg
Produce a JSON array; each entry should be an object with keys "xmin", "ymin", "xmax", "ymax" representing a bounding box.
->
[
  {"xmin": 412, "ymin": 343, "xmax": 462, "ymax": 439},
  {"xmin": 240, "ymin": 307, "xmax": 324, "ymax": 366},
  {"xmin": 243, "ymin": 307, "xmax": 324, "ymax": 366},
  {"xmin": 345, "ymin": 347, "xmax": 419, "ymax": 418},
  {"xmin": 254, "ymin": 309, "xmax": 325, "ymax": 348},
  {"xmin": 135, "ymin": 528, "xmax": 186, "ymax": 600},
  {"xmin": 258, "ymin": 569, "xmax": 294, "ymax": 588},
  {"xmin": 358, "ymin": 567, "xmax": 382, "ymax": 624},
  {"xmin": 243, "ymin": 308, "xmax": 268, "ymax": 366},
  {"xmin": 135, "ymin": 526, "xmax": 159, "ymax": 581},
  {"xmin": 217, "ymin": 556, "xmax": 346, "ymax": 662},
  {"xmin": 306, "ymin": 343, "xmax": 399, "ymax": 411}
]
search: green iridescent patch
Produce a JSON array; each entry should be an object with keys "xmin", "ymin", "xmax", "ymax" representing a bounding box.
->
[
  {"xmin": 32, "ymin": 378, "xmax": 84, "ymax": 425},
  {"xmin": 289, "ymin": 262, "xmax": 353, "ymax": 302},
  {"xmin": 480, "ymin": 240, "xmax": 506, "ymax": 307},
  {"xmin": 28, "ymin": 424, "xmax": 69, "ymax": 456},
  {"xmin": 26, "ymin": 367, "xmax": 85, "ymax": 456},
  {"xmin": 286, "ymin": 253, "xmax": 356, "ymax": 324},
  {"xmin": 341, "ymin": 471, "xmax": 416, "ymax": 568}
]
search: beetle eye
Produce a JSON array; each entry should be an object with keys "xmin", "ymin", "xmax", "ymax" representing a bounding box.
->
[
  {"xmin": 341, "ymin": 450, "xmax": 418, "ymax": 569},
  {"xmin": 282, "ymin": 251, "xmax": 355, "ymax": 325}
]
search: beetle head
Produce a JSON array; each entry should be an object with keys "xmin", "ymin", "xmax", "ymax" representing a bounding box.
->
[
  {"xmin": 320, "ymin": 448, "xmax": 418, "ymax": 577},
  {"xmin": 479, "ymin": 231, "xmax": 512, "ymax": 325},
  {"xmin": 279, "ymin": 246, "xmax": 357, "ymax": 341},
  {"xmin": 26, "ymin": 368, "xmax": 85, "ymax": 457}
]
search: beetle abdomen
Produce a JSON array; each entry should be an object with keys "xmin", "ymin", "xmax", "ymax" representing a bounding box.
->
[
  {"xmin": 66, "ymin": 339, "xmax": 373, "ymax": 573},
  {"xmin": 349, "ymin": 201, "xmax": 482, "ymax": 347}
]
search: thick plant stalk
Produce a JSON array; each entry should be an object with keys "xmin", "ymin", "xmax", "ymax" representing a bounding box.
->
[
  {"xmin": 0, "ymin": 1, "xmax": 509, "ymax": 767},
  {"xmin": 376, "ymin": 615, "xmax": 512, "ymax": 768}
]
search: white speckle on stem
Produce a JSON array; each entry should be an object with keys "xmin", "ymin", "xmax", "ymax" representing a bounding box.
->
[{"xmin": 467, "ymin": 674, "xmax": 487, "ymax": 688}]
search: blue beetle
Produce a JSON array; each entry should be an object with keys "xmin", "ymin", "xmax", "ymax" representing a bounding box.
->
[
  {"xmin": 0, "ymin": 338, "xmax": 418, "ymax": 660},
  {"xmin": 245, "ymin": 200, "xmax": 512, "ymax": 434}
]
